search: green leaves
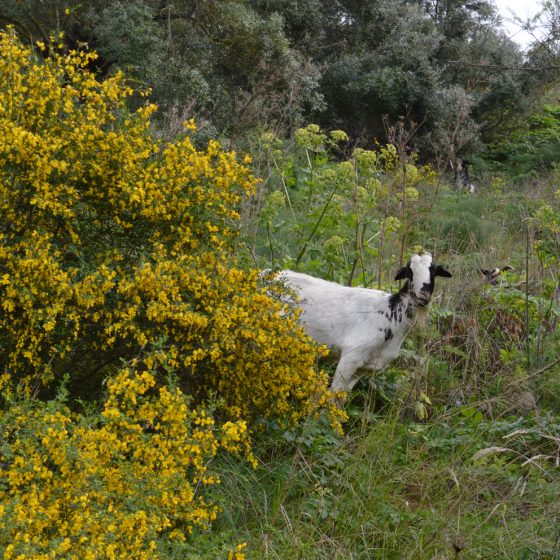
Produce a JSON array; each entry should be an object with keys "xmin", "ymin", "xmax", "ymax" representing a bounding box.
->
[{"xmin": 247, "ymin": 124, "xmax": 434, "ymax": 284}]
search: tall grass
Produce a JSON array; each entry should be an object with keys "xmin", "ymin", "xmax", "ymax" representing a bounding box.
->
[
  {"xmin": 201, "ymin": 176, "xmax": 560, "ymax": 559},
  {"xmin": 195, "ymin": 402, "xmax": 560, "ymax": 559}
]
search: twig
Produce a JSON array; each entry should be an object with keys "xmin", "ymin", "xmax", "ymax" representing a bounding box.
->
[
  {"xmin": 514, "ymin": 354, "xmax": 560, "ymax": 384},
  {"xmin": 525, "ymin": 224, "xmax": 531, "ymax": 371},
  {"xmin": 443, "ymin": 60, "xmax": 560, "ymax": 72}
]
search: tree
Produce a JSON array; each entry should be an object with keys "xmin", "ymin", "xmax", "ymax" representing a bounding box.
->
[{"xmin": 0, "ymin": 0, "xmax": 539, "ymax": 153}]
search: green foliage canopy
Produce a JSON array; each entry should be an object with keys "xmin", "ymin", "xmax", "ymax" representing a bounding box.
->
[{"xmin": 0, "ymin": 0, "xmax": 550, "ymax": 154}]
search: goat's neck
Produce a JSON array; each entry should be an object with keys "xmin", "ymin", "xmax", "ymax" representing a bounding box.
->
[
  {"xmin": 387, "ymin": 285, "xmax": 414, "ymax": 324},
  {"xmin": 404, "ymin": 279, "xmax": 433, "ymax": 308},
  {"xmin": 389, "ymin": 281, "xmax": 431, "ymax": 321}
]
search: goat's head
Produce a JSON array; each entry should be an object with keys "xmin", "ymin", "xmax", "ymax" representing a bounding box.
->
[{"xmin": 394, "ymin": 253, "xmax": 451, "ymax": 307}]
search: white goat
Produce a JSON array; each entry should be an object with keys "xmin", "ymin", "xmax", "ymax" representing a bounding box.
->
[{"xmin": 278, "ymin": 253, "xmax": 451, "ymax": 393}]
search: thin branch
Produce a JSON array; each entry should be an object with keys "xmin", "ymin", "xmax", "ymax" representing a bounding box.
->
[{"xmin": 443, "ymin": 60, "xmax": 560, "ymax": 72}]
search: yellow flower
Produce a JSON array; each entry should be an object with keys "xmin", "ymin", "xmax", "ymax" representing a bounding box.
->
[
  {"xmin": 0, "ymin": 29, "xmax": 344, "ymax": 557},
  {"xmin": 183, "ymin": 118, "xmax": 197, "ymax": 131}
]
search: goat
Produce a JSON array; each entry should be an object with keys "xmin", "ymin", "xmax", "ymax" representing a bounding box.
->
[
  {"xmin": 478, "ymin": 265, "xmax": 514, "ymax": 285},
  {"xmin": 277, "ymin": 253, "xmax": 451, "ymax": 393},
  {"xmin": 454, "ymin": 158, "xmax": 475, "ymax": 193}
]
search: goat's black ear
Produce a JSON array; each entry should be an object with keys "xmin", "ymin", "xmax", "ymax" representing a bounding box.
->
[
  {"xmin": 435, "ymin": 265, "xmax": 452, "ymax": 278},
  {"xmin": 394, "ymin": 266, "xmax": 412, "ymax": 281}
]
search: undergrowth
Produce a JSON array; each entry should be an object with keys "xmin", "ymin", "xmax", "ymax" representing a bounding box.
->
[
  {"xmin": 187, "ymin": 403, "xmax": 560, "ymax": 559},
  {"xmin": 200, "ymin": 171, "xmax": 560, "ymax": 559}
]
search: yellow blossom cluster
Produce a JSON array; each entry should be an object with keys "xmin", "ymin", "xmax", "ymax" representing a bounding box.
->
[
  {"xmin": 0, "ymin": 364, "xmax": 252, "ymax": 558},
  {"xmin": 0, "ymin": 28, "xmax": 345, "ymax": 557},
  {"xmin": 228, "ymin": 542, "xmax": 249, "ymax": 560},
  {"xmin": 0, "ymin": 29, "xmax": 342, "ymax": 431}
]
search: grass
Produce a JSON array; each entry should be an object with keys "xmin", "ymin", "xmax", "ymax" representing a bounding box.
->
[
  {"xmin": 180, "ymin": 178, "xmax": 560, "ymax": 559},
  {"xmin": 199, "ymin": 400, "xmax": 560, "ymax": 559},
  {"xmin": 210, "ymin": 180, "xmax": 560, "ymax": 559}
]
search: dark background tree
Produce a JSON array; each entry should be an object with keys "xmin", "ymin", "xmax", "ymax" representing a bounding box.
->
[{"xmin": 1, "ymin": 0, "xmax": 559, "ymax": 156}]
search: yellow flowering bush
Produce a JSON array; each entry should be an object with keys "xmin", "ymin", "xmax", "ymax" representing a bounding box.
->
[
  {"xmin": 0, "ymin": 29, "xmax": 341, "ymax": 429},
  {"xmin": 0, "ymin": 365, "xmax": 252, "ymax": 558}
]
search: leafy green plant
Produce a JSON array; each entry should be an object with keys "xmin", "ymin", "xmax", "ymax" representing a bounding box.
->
[
  {"xmin": 483, "ymin": 105, "xmax": 560, "ymax": 181},
  {"xmin": 412, "ymin": 194, "xmax": 487, "ymax": 253},
  {"xmin": 244, "ymin": 124, "xmax": 435, "ymax": 285}
]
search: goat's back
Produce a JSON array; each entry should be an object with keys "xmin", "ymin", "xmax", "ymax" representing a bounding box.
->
[{"xmin": 279, "ymin": 270, "xmax": 392, "ymax": 349}]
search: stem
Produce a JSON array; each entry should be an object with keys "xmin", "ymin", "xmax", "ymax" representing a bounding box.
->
[
  {"xmin": 305, "ymin": 149, "xmax": 315, "ymax": 203},
  {"xmin": 267, "ymin": 221, "xmax": 275, "ymax": 268},
  {"xmin": 377, "ymin": 226, "xmax": 385, "ymax": 289},
  {"xmin": 525, "ymin": 223, "xmax": 531, "ymax": 372},
  {"xmin": 359, "ymin": 222, "xmax": 368, "ymax": 284},
  {"xmin": 399, "ymin": 162, "xmax": 408, "ymax": 266},
  {"xmin": 348, "ymin": 164, "xmax": 362, "ymax": 286},
  {"xmin": 273, "ymin": 158, "xmax": 297, "ymax": 224},
  {"xmin": 295, "ymin": 182, "xmax": 340, "ymax": 267},
  {"xmin": 347, "ymin": 257, "xmax": 358, "ymax": 286}
]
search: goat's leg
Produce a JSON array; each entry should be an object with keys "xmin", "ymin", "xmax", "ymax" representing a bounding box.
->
[{"xmin": 330, "ymin": 355, "xmax": 362, "ymax": 393}]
